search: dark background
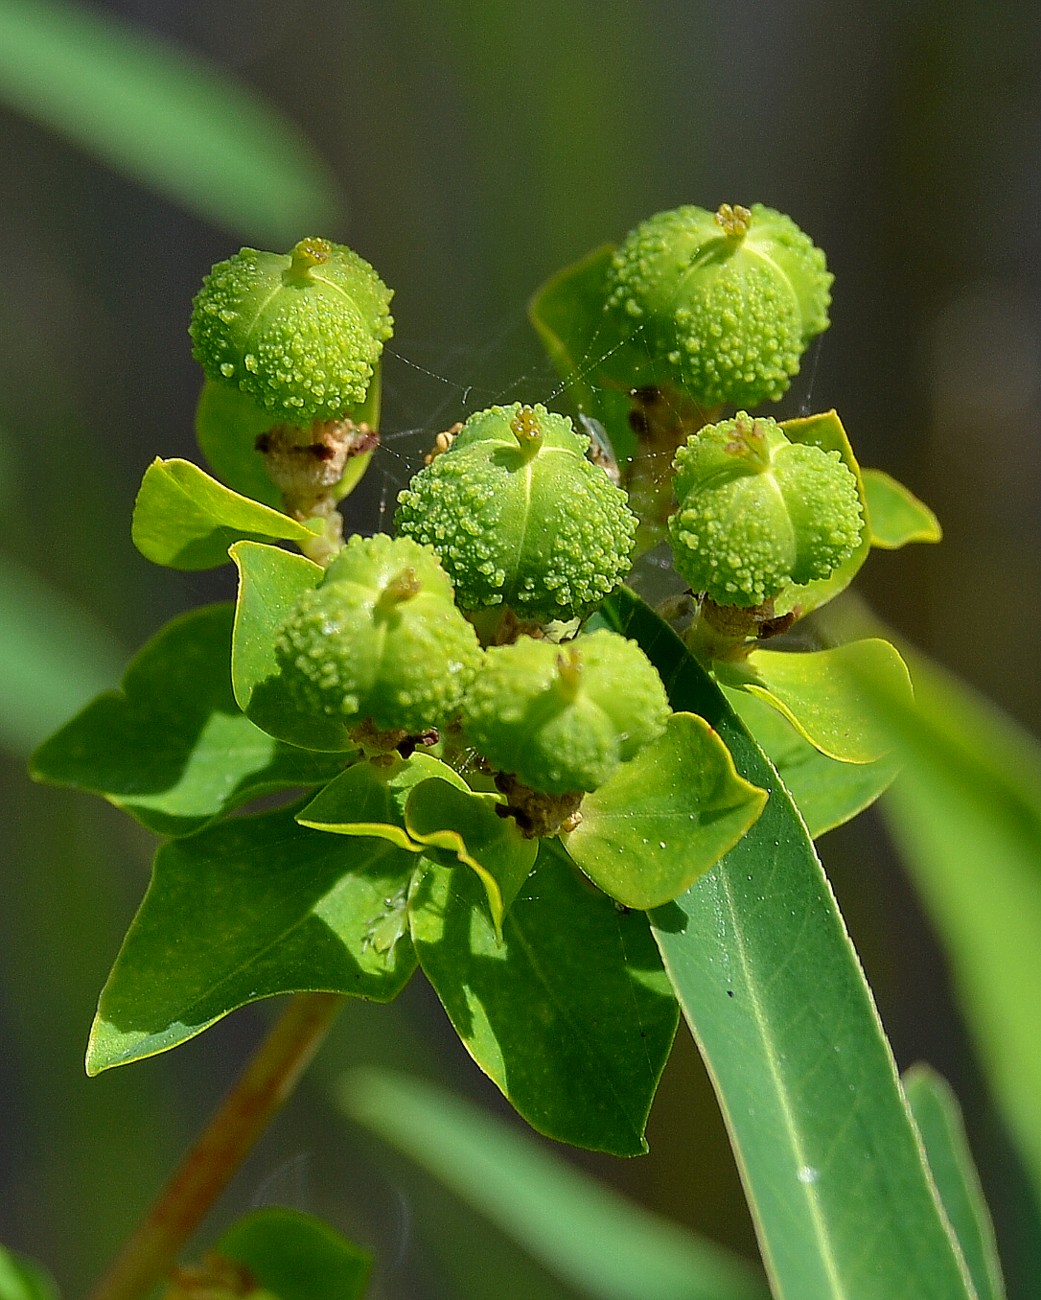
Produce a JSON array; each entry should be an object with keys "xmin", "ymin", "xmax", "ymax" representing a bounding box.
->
[{"xmin": 1, "ymin": 1, "xmax": 1039, "ymax": 1295}]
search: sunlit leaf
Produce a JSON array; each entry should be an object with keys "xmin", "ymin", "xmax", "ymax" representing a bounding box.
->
[
  {"xmin": 862, "ymin": 469, "xmax": 942, "ymax": 549},
  {"xmin": 0, "ymin": 1244, "xmax": 60, "ymax": 1300},
  {"xmin": 217, "ymin": 1208, "xmax": 371, "ymax": 1300}
]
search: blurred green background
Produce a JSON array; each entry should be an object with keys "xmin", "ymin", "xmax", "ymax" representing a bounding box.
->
[{"xmin": 1, "ymin": 0, "xmax": 1039, "ymax": 1295}]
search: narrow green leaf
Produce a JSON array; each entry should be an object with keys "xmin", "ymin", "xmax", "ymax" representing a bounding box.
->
[
  {"xmin": 30, "ymin": 604, "xmax": 346, "ymax": 836},
  {"xmin": 342, "ymin": 1068, "xmax": 768, "ymax": 1300},
  {"xmin": 0, "ymin": 0, "xmax": 339, "ymax": 240},
  {"xmin": 904, "ymin": 1065, "xmax": 1006, "ymax": 1300},
  {"xmin": 721, "ymin": 639, "xmax": 912, "ymax": 763},
  {"xmin": 602, "ymin": 588, "xmax": 975, "ymax": 1300},
  {"xmin": 0, "ymin": 1245, "xmax": 60, "ymax": 1300},
  {"xmin": 132, "ymin": 458, "xmax": 318, "ymax": 570},
  {"xmin": 230, "ymin": 540, "xmax": 353, "ymax": 751},
  {"xmin": 861, "ymin": 469, "xmax": 942, "ymax": 549},
  {"xmin": 87, "ymin": 803, "xmax": 417, "ymax": 1073},
  {"xmin": 561, "ymin": 712, "xmax": 766, "ymax": 909},
  {"xmin": 217, "ymin": 1208, "xmax": 371, "ymax": 1300},
  {"xmin": 410, "ymin": 840, "xmax": 678, "ymax": 1156},
  {"xmin": 726, "ymin": 688, "xmax": 900, "ymax": 838}
]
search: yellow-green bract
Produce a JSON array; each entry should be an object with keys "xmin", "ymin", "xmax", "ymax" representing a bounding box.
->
[
  {"xmin": 395, "ymin": 403, "xmax": 637, "ymax": 622},
  {"xmin": 189, "ymin": 236, "xmax": 393, "ymax": 425}
]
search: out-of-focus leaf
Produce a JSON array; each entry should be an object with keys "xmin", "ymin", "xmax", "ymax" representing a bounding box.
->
[
  {"xmin": 410, "ymin": 840, "xmax": 678, "ymax": 1157},
  {"xmin": 0, "ymin": 1244, "xmax": 60, "ymax": 1300},
  {"xmin": 561, "ymin": 712, "xmax": 766, "ymax": 908},
  {"xmin": 904, "ymin": 1065, "xmax": 1006, "ymax": 1300},
  {"xmin": 0, "ymin": 0, "xmax": 339, "ymax": 240},
  {"xmin": 861, "ymin": 469, "xmax": 942, "ymax": 549},
  {"xmin": 31, "ymin": 604, "xmax": 346, "ymax": 836},
  {"xmin": 602, "ymin": 588, "xmax": 975, "ymax": 1300},
  {"xmin": 342, "ymin": 1068, "xmax": 768, "ymax": 1300},
  {"xmin": 0, "ymin": 551, "xmax": 122, "ymax": 757},
  {"xmin": 87, "ymin": 802, "xmax": 417, "ymax": 1073},
  {"xmin": 217, "ymin": 1208, "xmax": 371, "ymax": 1300}
]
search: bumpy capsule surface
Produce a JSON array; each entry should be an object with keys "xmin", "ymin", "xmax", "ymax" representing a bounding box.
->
[
  {"xmin": 395, "ymin": 403, "xmax": 637, "ymax": 622},
  {"xmin": 460, "ymin": 630, "xmax": 670, "ymax": 794},
  {"xmin": 605, "ymin": 204, "xmax": 832, "ymax": 408},
  {"xmin": 275, "ymin": 534, "xmax": 481, "ymax": 735},
  {"xmin": 189, "ymin": 237, "xmax": 393, "ymax": 424},
  {"xmin": 668, "ymin": 413, "xmax": 863, "ymax": 608}
]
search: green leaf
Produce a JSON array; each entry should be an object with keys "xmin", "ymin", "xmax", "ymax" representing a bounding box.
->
[
  {"xmin": 0, "ymin": 0, "xmax": 339, "ymax": 241},
  {"xmin": 720, "ymin": 638, "xmax": 912, "ymax": 763},
  {"xmin": 342, "ymin": 1068, "xmax": 769, "ymax": 1300},
  {"xmin": 861, "ymin": 469, "xmax": 942, "ymax": 549},
  {"xmin": 87, "ymin": 802, "xmax": 417, "ymax": 1073},
  {"xmin": 30, "ymin": 604, "xmax": 346, "ymax": 836},
  {"xmin": 217, "ymin": 1208, "xmax": 371, "ymax": 1300},
  {"xmin": 410, "ymin": 840, "xmax": 678, "ymax": 1156},
  {"xmin": 725, "ymin": 687, "xmax": 900, "ymax": 838},
  {"xmin": 561, "ymin": 712, "xmax": 766, "ymax": 909},
  {"xmin": 0, "ymin": 1245, "xmax": 60, "ymax": 1300},
  {"xmin": 904, "ymin": 1065, "xmax": 1006, "ymax": 1300},
  {"xmin": 132, "ymin": 458, "xmax": 319, "ymax": 570},
  {"xmin": 601, "ymin": 588, "xmax": 975, "ymax": 1300},
  {"xmin": 230, "ymin": 540, "xmax": 353, "ymax": 751}
]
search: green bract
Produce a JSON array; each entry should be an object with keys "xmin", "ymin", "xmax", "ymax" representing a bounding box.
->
[
  {"xmin": 189, "ymin": 237, "xmax": 393, "ymax": 424},
  {"xmin": 460, "ymin": 630, "xmax": 670, "ymax": 795},
  {"xmin": 274, "ymin": 534, "xmax": 481, "ymax": 736},
  {"xmin": 395, "ymin": 403, "xmax": 637, "ymax": 622},
  {"xmin": 605, "ymin": 203, "xmax": 832, "ymax": 407},
  {"xmin": 668, "ymin": 412, "xmax": 863, "ymax": 607}
]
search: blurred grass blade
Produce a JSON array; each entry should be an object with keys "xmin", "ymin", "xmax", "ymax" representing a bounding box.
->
[
  {"xmin": 342, "ymin": 1067, "xmax": 768, "ymax": 1300},
  {"xmin": 904, "ymin": 1065, "xmax": 1006, "ymax": 1300},
  {"xmin": 0, "ymin": 0, "xmax": 340, "ymax": 240},
  {"xmin": 0, "ymin": 552, "xmax": 123, "ymax": 757},
  {"xmin": 0, "ymin": 1243, "xmax": 60, "ymax": 1300}
]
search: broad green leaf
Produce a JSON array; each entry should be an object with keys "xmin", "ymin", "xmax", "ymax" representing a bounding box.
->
[
  {"xmin": 30, "ymin": 604, "xmax": 346, "ymax": 836},
  {"xmin": 601, "ymin": 588, "xmax": 975, "ymax": 1300},
  {"xmin": 861, "ymin": 469, "xmax": 942, "ymax": 549},
  {"xmin": 904, "ymin": 1065, "xmax": 1006, "ymax": 1300},
  {"xmin": 342, "ymin": 1068, "xmax": 768, "ymax": 1300},
  {"xmin": 720, "ymin": 638, "xmax": 912, "ymax": 763},
  {"xmin": 726, "ymin": 688, "xmax": 900, "ymax": 838},
  {"xmin": 561, "ymin": 712, "xmax": 766, "ymax": 909},
  {"xmin": 230, "ymin": 540, "xmax": 352, "ymax": 751},
  {"xmin": 132, "ymin": 458, "xmax": 319, "ymax": 570},
  {"xmin": 0, "ymin": 0, "xmax": 339, "ymax": 240},
  {"xmin": 0, "ymin": 551, "xmax": 123, "ymax": 757},
  {"xmin": 217, "ymin": 1208, "xmax": 371, "ymax": 1300},
  {"xmin": 406, "ymin": 777, "xmax": 539, "ymax": 934},
  {"xmin": 410, "ymin": 840, "xmax": 678, "ymax": 1156},
  {"xmin": 0, "ymin": 1245, "xmax": 59, "ymax": 1300},
  {"xmin": 87, "ymin": 803, "xmax": 417, "ymax": 1073}
]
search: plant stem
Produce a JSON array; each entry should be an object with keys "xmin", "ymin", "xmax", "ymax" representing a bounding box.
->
[{"xmin": 88, "ymin": 992, "xmax": 346, "ymax": 1300}]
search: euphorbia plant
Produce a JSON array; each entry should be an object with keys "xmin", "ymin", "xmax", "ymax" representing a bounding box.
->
[{"xmin": 27, "ymin": 207, "xmax": 1000, "ymax": 1300}]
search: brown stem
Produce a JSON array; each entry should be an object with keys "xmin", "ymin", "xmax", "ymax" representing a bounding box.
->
[{"xmin": 88, "ymin": 992, "xmax": 346, "ymax": 1300}]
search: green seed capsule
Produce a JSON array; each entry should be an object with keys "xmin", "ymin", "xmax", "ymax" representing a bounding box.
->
[
  {"xmin": 605, "ymin": 203, "xmax": 832, "ymax": 408},
  {"xmin": 395, "ymin": 403, "xmax": 637, "ymax": 622},
  {"xmin": 275, "ymin": 534, "xmax": 481, "ymax": 735},
  {"xmin": 189, "ymin": 237, "xmax": 393, "ymax": 424},
  {"xmin": 460, "ymin": 630, "xmax": 670, "ymax": 794},
  {"xmin": 668, "ymin": 413, "xmax": 863, "ymax": 607}
]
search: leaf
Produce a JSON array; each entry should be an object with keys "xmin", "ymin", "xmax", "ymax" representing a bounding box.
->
[
  {"xmin": 410, "ymin": 840, "xmax": 678, "ymax": 1157},
  {"xmin": 601, "ymin": 588, "xmax": 975, "ymax": 1300},
  {"xmin": 0, "ymin": 0, "xmax": 339, "ymax": 241},
  {"xmin": 0, "ymin": 1244, "xmax": 60, "ymax": 1300},
  {"xmin": 217, "ymin": 1208, "xmax": 371, "ymax": 1300},
  {"xmin": 720, "ymin": 638, "xmax": 912, "ymax": 763},
  {"xmin": 132, "ymin": 458, "xmax": 319, "ymax": 570},
  {"xmin": 861, "ymin": 469, "xmax": 942, "ymax": 549},
  {"xmin": 342, "ymin": 1068, "xmax": 769, "ymax": 1300},
  {"xmin": 561, "ymin": 712, "xmax": 766, "ymax": 909},
  {"xmin": 87, "ymin": 802, "xmax": 417, "ymax": 1073},
  {"xmin": 230, "ymin": 540, "xmax": 353, "ymax": 751},
  {"xmin": 903, "ymin": 1065, "xmax": 1006, "ymax": 1300},
  {"xmin": 30, "ymin": 604, "xmax": 346, "ymax": 836},
  {"xmin": 725, "ymin": 687, "xmax": 900, "ymax": 838}
]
